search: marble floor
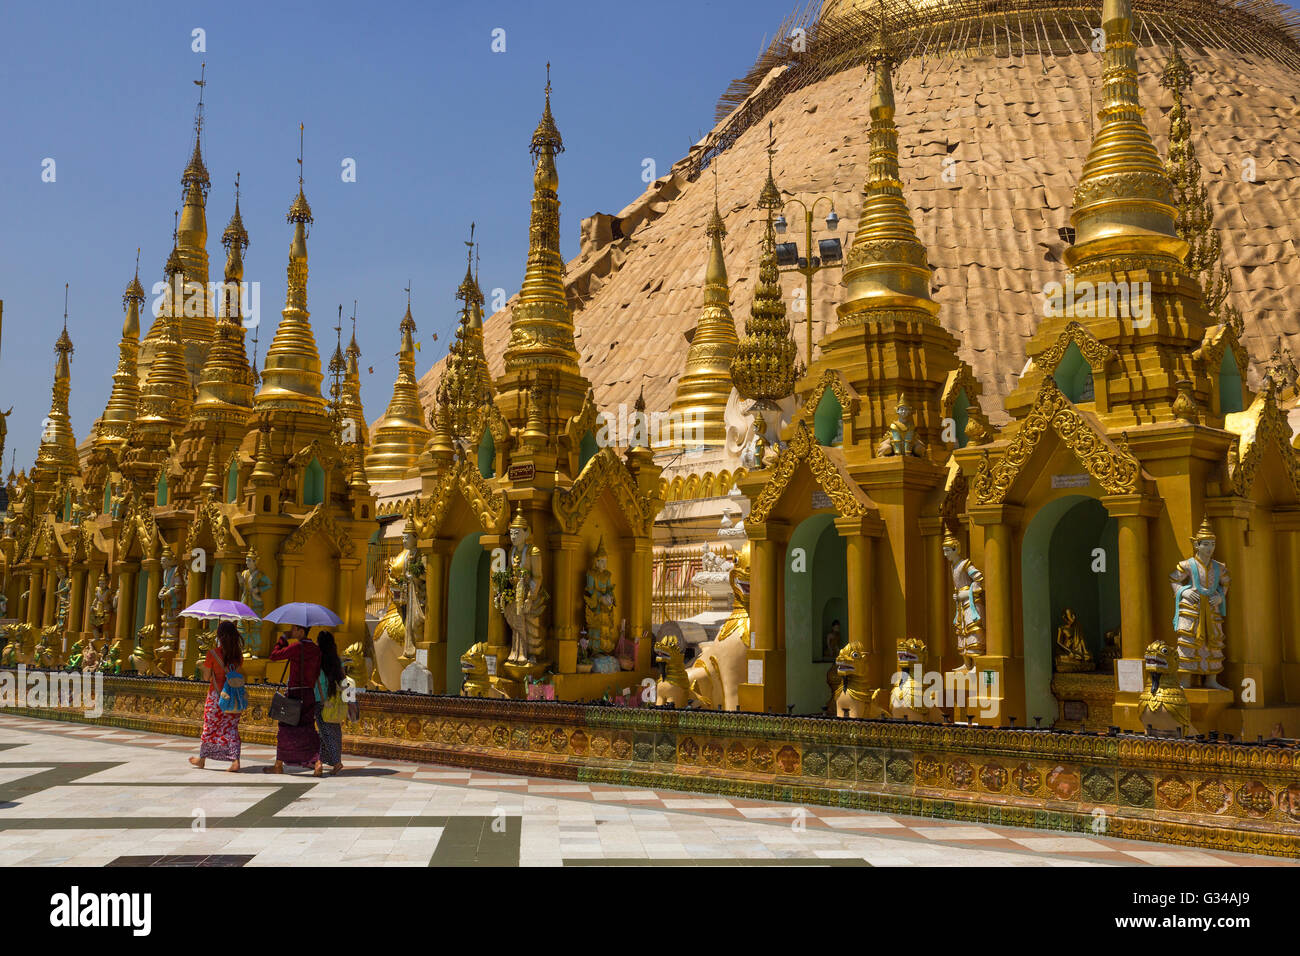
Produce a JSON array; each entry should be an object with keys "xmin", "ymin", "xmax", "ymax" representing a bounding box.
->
[{"xmin": 0, "ymin": 713, "xmax": 1289, "ymax": 867}]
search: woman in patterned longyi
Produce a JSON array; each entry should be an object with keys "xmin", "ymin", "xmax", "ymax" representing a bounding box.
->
[{"xmin": 190, "ymin": 621, "xmax": 244, "ymax": 772}]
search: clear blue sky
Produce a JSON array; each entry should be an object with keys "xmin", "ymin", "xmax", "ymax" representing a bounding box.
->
[
  {"xmin": 0, "ymin": 0, "xmax": 797, "ymax": 471},
  {"xmin": 3, "ymin": 0, "xmax": 1300, "ymax": 473}
]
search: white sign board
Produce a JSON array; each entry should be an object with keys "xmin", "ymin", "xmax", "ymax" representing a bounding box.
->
[
  {"xmin": 485, "ymin": 654, "xmax": 497, "ymax": 677},
  {"xmin": 415, "ymin": 648, "xmax": 428, "ymax": 667},
  {"xmin": 174, "ymin": 660, "xmax": 185, "ymax": 678},
  {"xmin": 811, "ymin": 489, "xmax": 833, "ymax": 511},
  {"xmin": 1117, "ymin": 659, "xmax": 1144, "ymax": 693},
  {"xmin": 747, "ymin": 658, "xmax": 764, "ymax": 685},
  {"xmin": 1051, "ymin": 473, "xmax": 1091, "ymax": 489}
]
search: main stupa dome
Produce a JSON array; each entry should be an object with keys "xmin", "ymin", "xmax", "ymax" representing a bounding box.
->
[{"xmin": 418, "ymin": 0, "xmax": 1300, "ymax": 425}]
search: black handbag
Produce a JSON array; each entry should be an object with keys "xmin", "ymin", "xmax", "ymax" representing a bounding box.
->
[{"xmin": 268, "ymin": 690, "xmax": 302, "ymax": 726}]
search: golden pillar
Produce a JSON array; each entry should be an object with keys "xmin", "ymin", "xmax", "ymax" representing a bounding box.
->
[
  {"xmin": 27, "ymin": 567, "xmax": 44, "ymax": 627},
  {"xmin": 835, "ymin": 515, "xmax": 876, "ymax": 685},
  {"xmin": 423, "ymin": 544, "xmax": 448, "ymax": 691},
  {"xmin": 115, "ymin": 564, "xmax": 138, "ymax": 645},
  {"xmin": 217, "ymin": 555, "xmax": 239, "ymax": 600},
  {"xmin": 142, "ymin": 558, "xmax": 162, "ymax": 632},
  {"xmin": 628, "ymin": 536, "xmax": 654, "ymax": 672},
  {"xmin": 1206, "ymin": 500, "xmax": 1253, "ymax": 695},
  {"xmin": 552, "ymin": 533, "xmax": 583, "ymax": 673},
  {"xmin": 182, "ymin": 559, "xmax": 205, "ymax": 674},
  {"xmin": 41, "ymin": 561, "xmax": 57, "ymax": 629},
  {"xmin": 919, "ymin": 517, "xmax": 950, "ymax": 672},
  {"xmin": 480, "ymin": 532, "xmax": 509, "ymax": 665},
  {"xmin": 335, "ymin": 556, "xmax": 361, "ymax": 651},
  {"xmin": 1277, "ymin": 510, "xmax": 1300, "ymax": 702},
  {"xmin": 967, "ymin": 504, "xmax": 1024, "ymax": 725},
  {"xmin": 739, "ymin": 520, "xmax": 788, "ymax": 714},
  {"xmin": 1105, "ymin": 494, "xmax": 1155, "ymax": 731},
  {"xmin": 68, "ymin": 567, "xmax": 87, "ymax": 645}
]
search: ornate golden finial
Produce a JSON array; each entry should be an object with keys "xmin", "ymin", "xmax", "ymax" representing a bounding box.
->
[
  {"xmin": 222, "ymin": 172, "xmax": 249, "ymax": 251},
  {"xmin": 364, "ymin": 292, "xmax": 431, "ymax": 481},
  {"xmin": 182, "ymin": 62, "xmax": 210, "ymax": 193},
  {"xmin": 669, "ymin": 179, "xmax": 738, "ymax": 446},
  {"xmin": 124, "ymin": 249, "xmax": 145, "ymax": 308},
  {"xmin": 758, "ymin": 121, "xmax": 781, "ymax": 211},
  {"xmin": 440, "ymin": 232, "xmax": 495, "ymax": 445},
  {"xmin": 531, "ymin": 62, "xmax": 564, "ymax": 157},
  {"xmin": 33, "ymin": 288, "xmax": 80, "ymax": 492},
  {"xmin": 1066, "ymin": 0, "xmax": 1184, "ymax": 270},
  {"xmin": 731, "ymin": 139, "xmax": 799, "ymax": 461},
  {"xmin": 1163, "ymin": 42, "xmax": 1242, "ymax": 335},
  {"xmin": 838, "ymin": 9, "xmax": 936, "ymax": 324},
  {"xmin": 504, "ymin": 70, "xmax": 581, "ymax": 378}
]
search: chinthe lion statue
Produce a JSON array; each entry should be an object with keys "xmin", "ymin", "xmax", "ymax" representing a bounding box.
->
[
  {"xmin": 460, "ymin": 642, "xmax": 497, "ymax": 698},
  {"xmin": 369, "ymin": 604, "xmax": 407, "ymax": 692},
  {"xmin": 653, "ymin": 630, "xmax": 748, "ymax": 711},
  {"xmin": 1139, "ymin": 638, "xmax": 1195, "ymax": 737},
  {"xmin": 1, "ymin": 623, "xmax": 35, "ymax": 667},
  {"xmin": 834, "ymin": 643, "xmax": 888, "ymax": 719},
  {"xmin": 127, "ymin": 624, "xmax": 176, "ymax": 677},
  {"xmin": 888, "ymin": 638, "xmax": 941, "ymax": 722}
]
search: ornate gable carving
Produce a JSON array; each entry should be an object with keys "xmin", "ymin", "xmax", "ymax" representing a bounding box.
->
[
  {"xmin": 1229, "ymin": 384, "xmax": 1300, "ymax": 500},
  {"xmin": 748, "ymin": 420, "xmax": 876, "ymax": 523},
  {"xmin": 1037, "ymin": 321, "xmax": 1118, "ymax": 375},
  {"xmin": 972, "ymin": 377, "xmax": 1141, "ymax": 504},
  {"xmin": 553, "ymin": 446, "xmax": 652, "ymax": 536},
  {"xmin": 280, "ymin": 504, "xmax": 355, "ymax": 559}
]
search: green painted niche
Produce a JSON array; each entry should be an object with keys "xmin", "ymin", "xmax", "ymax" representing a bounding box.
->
[
  {"xmin": 1054, "ymin": 342, "xmax": 1095, "ymax": 404},
  {"xmin": 813, "ymin": 390, "xmax": 843, "ymax": 446},
  {"xmin": 478, "ymin": 431, "xmax": 496, "ymax": 479},
  {"xmin": 303, "ymin": 457, "xmax": 325, "ymax": 506},
  {"xmin": 1220, "ymin": 351, "xmax": 1244, "ymax": 415}
]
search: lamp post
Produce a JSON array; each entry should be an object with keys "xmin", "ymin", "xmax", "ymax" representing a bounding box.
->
[{"xmin": 773, "ymin": 198, "xmax": 842, "ymax": 374}]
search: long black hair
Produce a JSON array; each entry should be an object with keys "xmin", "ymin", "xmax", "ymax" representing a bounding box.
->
[
  {"xmin": 317, "ymin": 630, "xmax": 345, "ymax": 698},
  {"xmin": 216, "ymin": 620, "xmax": 243, "ymax": 671}
]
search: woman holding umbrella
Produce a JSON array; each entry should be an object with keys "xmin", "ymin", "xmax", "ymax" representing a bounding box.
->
[
  {"xmin": 261, "ymin": 604, "xmax": 341, "ymax": 776},
  {"xmin": 181, "ymin": 598, "xmax": 260, "ymax": 773},
  {"xmin": 190, "ymin": 621, "xmax": 246, "ymax": 772}
]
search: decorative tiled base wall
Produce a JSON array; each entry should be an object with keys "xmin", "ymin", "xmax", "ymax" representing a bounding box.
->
[{"xmin": 7, "ymin": 670, "xmax": 1300, "ymax": 858}]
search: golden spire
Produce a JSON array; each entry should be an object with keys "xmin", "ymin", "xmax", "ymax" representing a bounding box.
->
[
  {"xmin": 1066, "ymin": 0, "xmax": 1185, "ymax": 270},
  {"xmin": 839, "ymin": 5, "xmax": 937, "ymax": 322},
  {"xmin": 173, "ymin": 63, "xmax": 214, "ymax": 378},
  {"xmin": 135, "ymin": 245, "xmax": 195, "ymax": 434},
  {"xmin": 34, "ymin": 285, "xmax": 79, "ymax": 490},
  {"xmin": 364, "ymin": 288, "xmax": 433, "ymax": 481},
  {"xmin": 94, "ymin": 255, "xmax": 145, "ymax": 450},
  {"xmin": 438, "ymin": 227, "xmax": 495, "ymax": 445},
  {"xmin": 1164, "ymin": 41, "xmax": 1242, "ymax": 335},
  {"xmin": 731, "ymin": 124, "xmax": 798, "ymax": 419},
  {"xmin": 192, "ymin": 179, "xmax": 255, "ymax": 421},
  {"xmin": 340, "ymin": 304, "xmax": 366, "ymax": 447},
  {"xmin": 503, "ymin": 65, "xmax": 580, "ymax": 377},
  {"xmin": 669, "ymin": 177, "xmax": 739, "ymax": 445},
  {"xmin": 255, "ymin": 126, "xmax": 328, "ymax": 417}
]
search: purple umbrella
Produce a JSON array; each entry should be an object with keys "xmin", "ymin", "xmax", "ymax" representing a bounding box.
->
[
  {"xmin": 262, "ymin": 602, "xmax": 342, "ymax": 628},
  {"xmin": 181, "ymin": 598, "xmax": 261, "ymax": 621}
]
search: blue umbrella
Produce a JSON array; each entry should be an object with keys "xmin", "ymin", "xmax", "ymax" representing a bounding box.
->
[{"xmin": 262, "ymin": 602, "xmax": 342, "ymax": 628}]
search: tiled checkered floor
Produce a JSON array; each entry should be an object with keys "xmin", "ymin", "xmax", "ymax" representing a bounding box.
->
[{"xmin": 0, "ymin": 713, "xmax": 1287, "ymax": 866}]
